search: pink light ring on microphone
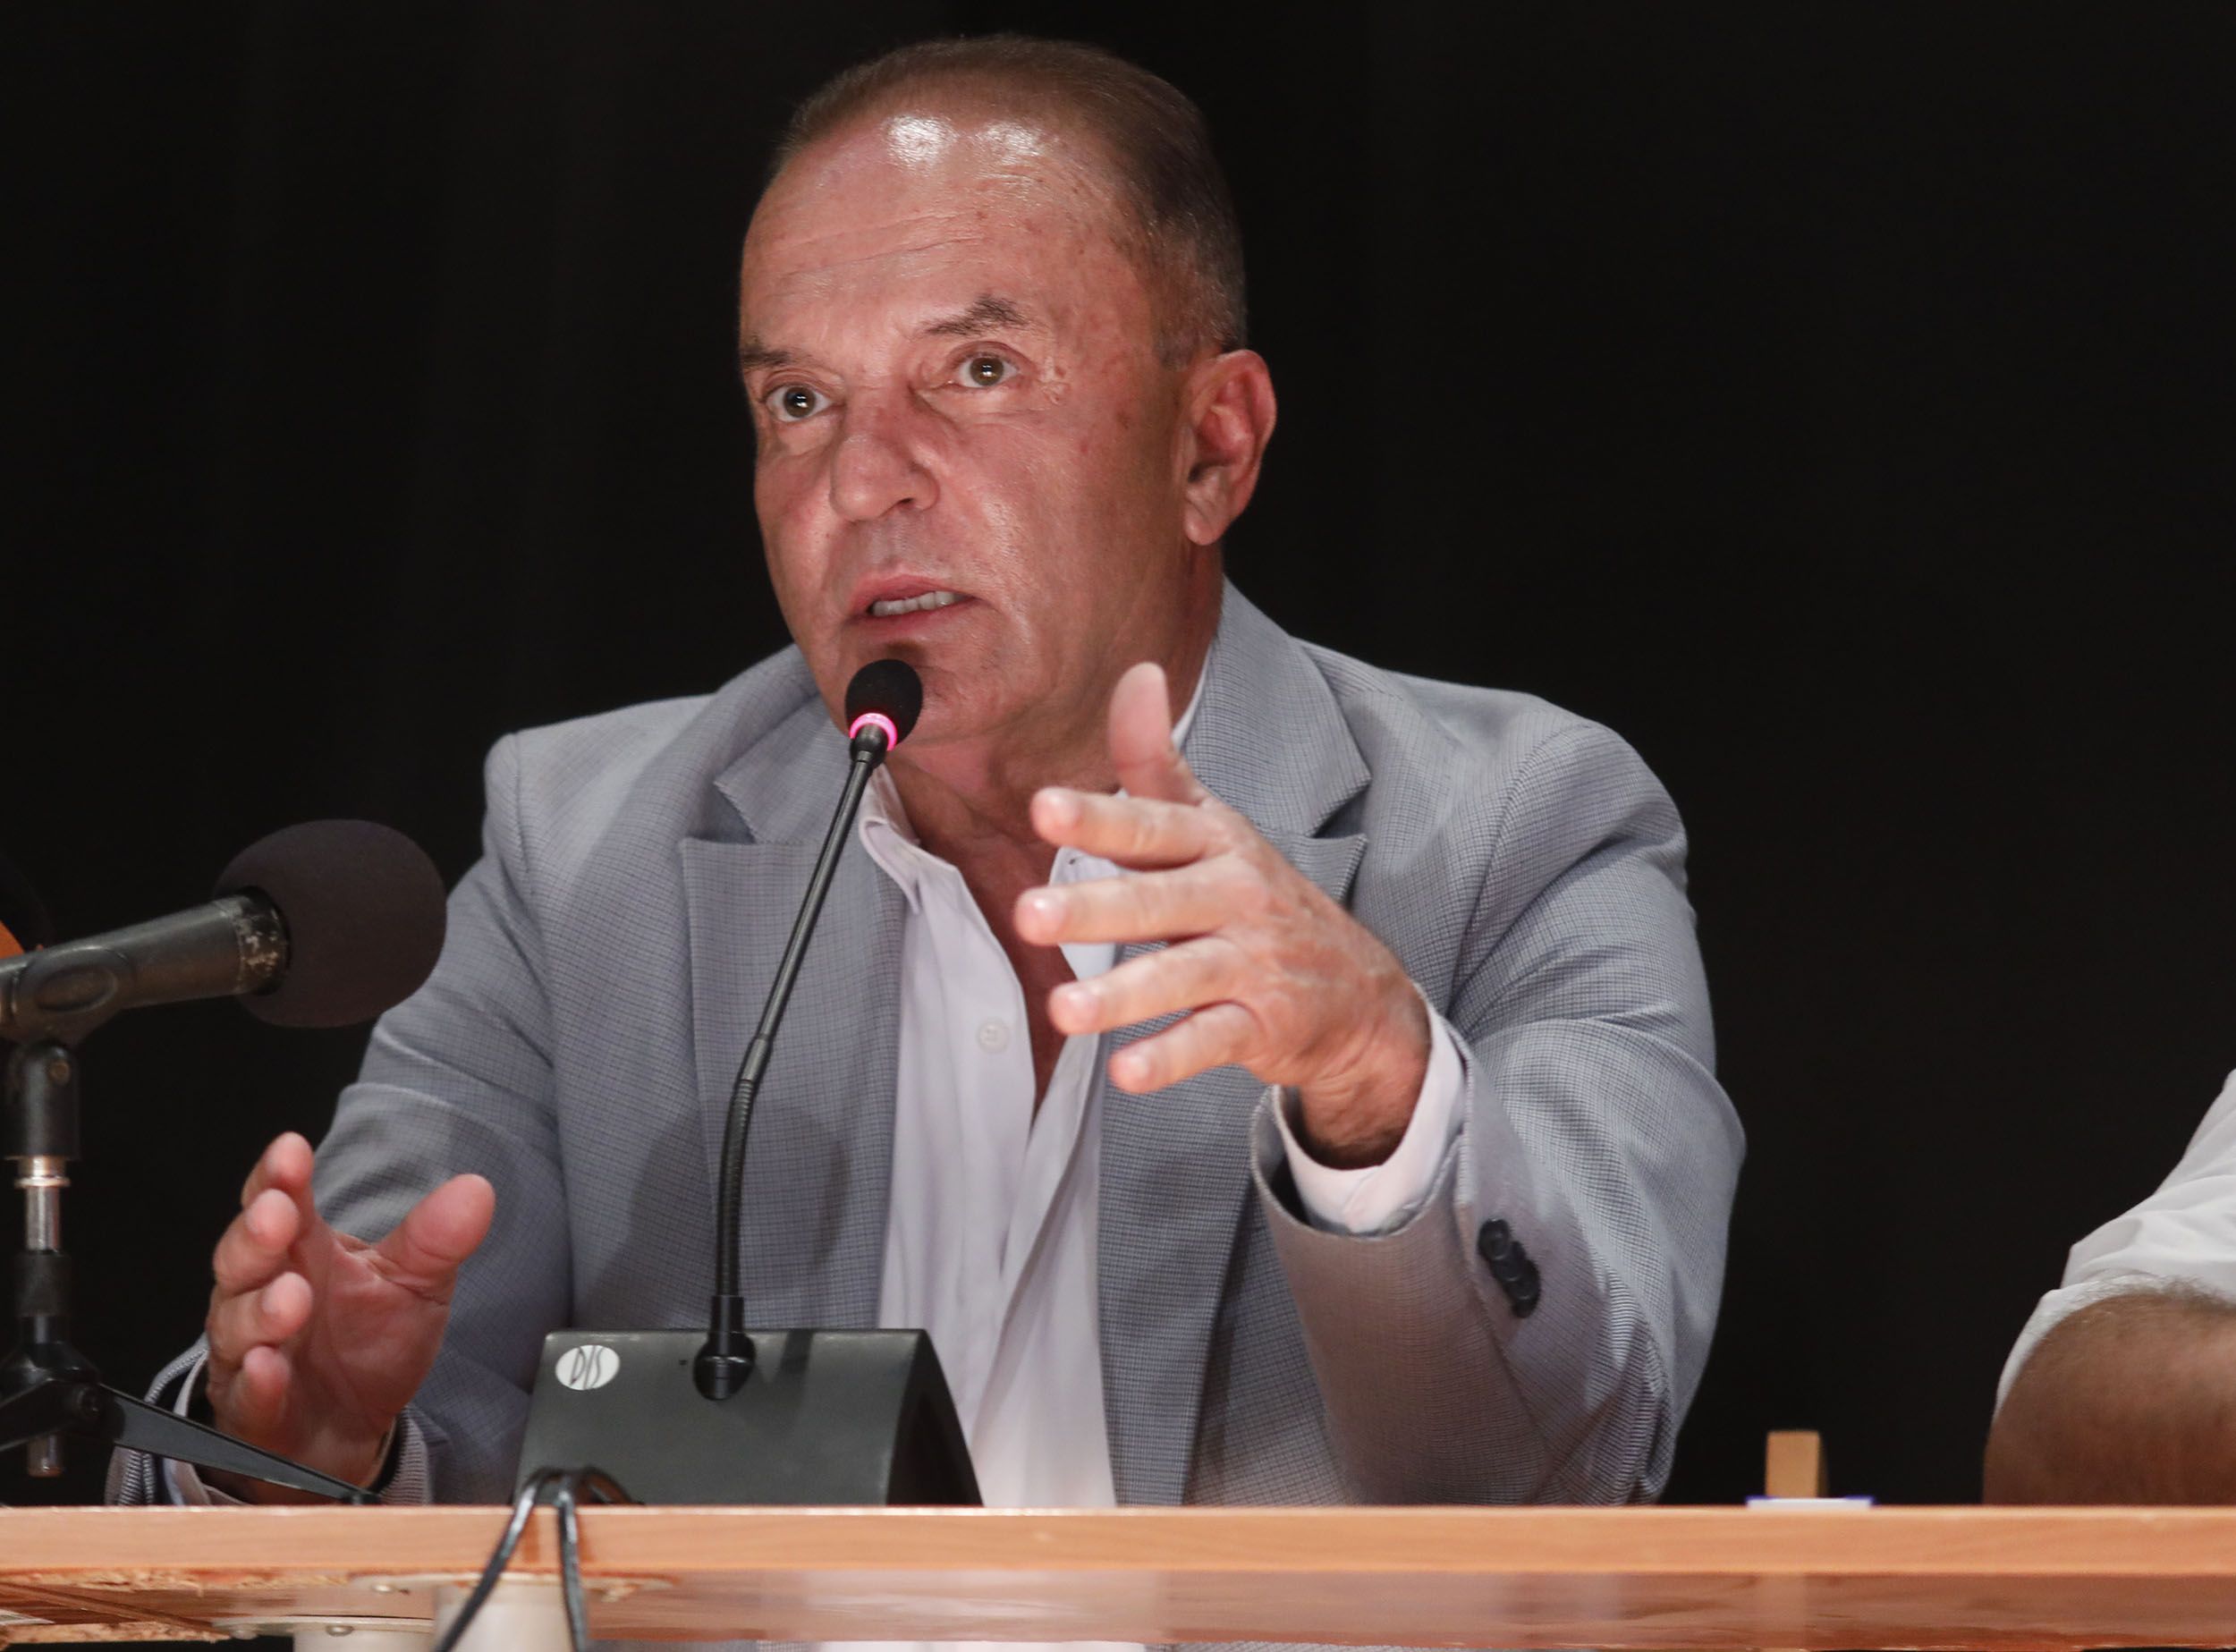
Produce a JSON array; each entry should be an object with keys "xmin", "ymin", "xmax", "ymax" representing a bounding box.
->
[{"xmin": 848, "ymin": 710, "xmax": 901, "ymax": 749}]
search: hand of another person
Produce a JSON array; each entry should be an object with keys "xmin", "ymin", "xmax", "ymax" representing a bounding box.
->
[
  {"xmin": 1016, "ymin": 661, "xmax": 1430, "ymax": 1168},
  {"xmin": 200, "ymin": 1131, "xmax": 494, "ymax": 1501}
]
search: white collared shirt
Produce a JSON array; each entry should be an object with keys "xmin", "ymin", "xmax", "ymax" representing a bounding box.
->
[{"xmin": 1998, "ymin": 1067, "xmax": 2236, "ymax": 1408}]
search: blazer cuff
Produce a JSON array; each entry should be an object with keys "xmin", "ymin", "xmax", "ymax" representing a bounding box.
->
[{"xmin": 1270, "ymin": 992, "xmax": 1469, "ymax": 1236}]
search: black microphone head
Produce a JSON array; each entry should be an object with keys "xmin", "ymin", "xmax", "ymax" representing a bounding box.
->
[
  {"xmin": 844, "ymin": 658, "xmax": 925, "ymax": 749},
  {"xmin": 216, "ymin": 821, "xmax": 447, "ymax": 1029},
  {"xmin": 0, "ymin": 843, "xmax": 53, "ymax": 954}
]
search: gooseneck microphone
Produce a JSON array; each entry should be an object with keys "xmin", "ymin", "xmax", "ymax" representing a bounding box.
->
[
  {"xmin": 513, "ymin": 656, "xmax": 970, "ymax": 1505},
  {"xmin": 0, "ymin": 820, "xmax": 447, "ymax": 1046},
  {"xmin": 695, "ymin": 658, "xmax": 923, "ymax": 1401}
]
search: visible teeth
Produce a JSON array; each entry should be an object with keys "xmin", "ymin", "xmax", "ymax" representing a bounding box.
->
[{"xmin": 869, "ymin": 590, "xmax": 961, "ymax": 617}]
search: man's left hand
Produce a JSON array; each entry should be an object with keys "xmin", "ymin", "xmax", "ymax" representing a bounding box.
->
[{"xmin": 1016, "ymin": 661, "xmax": 1429, "ymax": 1169}]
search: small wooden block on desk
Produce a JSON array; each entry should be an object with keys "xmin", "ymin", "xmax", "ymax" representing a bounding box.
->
[{"xmin": 1766, "ymin": 1429, "xmax": 1830, "ymax": 1500}]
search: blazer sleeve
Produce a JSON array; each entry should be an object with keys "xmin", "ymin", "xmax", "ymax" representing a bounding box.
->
[
  {"xmin": 1249, "ymin": 719, "xmax": 1742, "ymax": 1504},
  {"xmin": 109, "ymin": 733, "xmax": 571, "ymax": 1504}
]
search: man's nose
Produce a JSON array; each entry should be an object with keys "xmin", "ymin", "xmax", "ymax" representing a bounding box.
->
[{"xmin": 827, "ymin": 401, "xmax": 938, "ymax": 521}]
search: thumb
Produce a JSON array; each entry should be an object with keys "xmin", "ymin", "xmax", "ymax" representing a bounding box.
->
[
  {"xmin": 1108, "ymin": 662, "xmax": 1207, "ymax": 804},
  {"xmin": 372, "ymin": 1173, "xmax": 495, "ymax": 1291}
]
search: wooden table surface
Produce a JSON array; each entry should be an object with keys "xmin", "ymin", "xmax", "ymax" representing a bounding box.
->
[{"xmin": 6, "ymin": 1504, "xmax": 2236, "ymax": 1646}]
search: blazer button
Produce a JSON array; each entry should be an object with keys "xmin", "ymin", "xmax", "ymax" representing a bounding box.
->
[{"xmin": 1476, "ymin": 1218, "xmax": 1542, "ymax": 1318}]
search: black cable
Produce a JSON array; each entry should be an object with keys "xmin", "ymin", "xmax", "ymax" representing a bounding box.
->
[
  {"xmin": 555, "ymin": 1471, "xmax": 589, "ymax": 1651},
  {"xmin": 431, "ymin": 1465, "xmax": 631, "ymax": 1652},
  {"xmin": 557, "ymin": 1468, "xmax": 630, "ymax": 1648},
  {"xmin": 428, "ymin": 1475, "xmax": 542, "ymax": 1652}
]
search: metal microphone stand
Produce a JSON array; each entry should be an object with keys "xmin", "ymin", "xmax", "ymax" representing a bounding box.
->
[{"xmin": 0, "ymin": 1038, "xmax": 374, "ymax": 1501}]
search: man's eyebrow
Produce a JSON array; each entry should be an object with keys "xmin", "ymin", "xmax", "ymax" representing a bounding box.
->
[
  {"xmin": 736, "ymin": 337, "xmax": 793, "ymax": 376},
  {"xmin": 922, "ymin": 295, "xmax": 1034, "ymax": 338},
  {"xmin": 736, "ymin": 297, "xmax": 1032, "ymax": 375}
]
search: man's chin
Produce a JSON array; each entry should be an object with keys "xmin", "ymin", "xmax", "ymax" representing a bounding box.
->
[
  {"xmin": 890, "ymin": 670, "xmax": 1063, "ymax": 757},
  {"xmin": 809, "ymin": 624, "xmax": 1072, "ymax": 757}
]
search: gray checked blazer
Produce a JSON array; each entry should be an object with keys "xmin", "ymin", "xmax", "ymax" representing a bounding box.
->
[{"xmin": 115, "ymin": 584, "xmax": 1741, "ymax": 1543}]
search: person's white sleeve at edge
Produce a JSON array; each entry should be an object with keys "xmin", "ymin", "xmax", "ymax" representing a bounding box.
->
[{"xmin": 1995, "ymin": 1067, "xmax": 2236, "ymax": 1411}]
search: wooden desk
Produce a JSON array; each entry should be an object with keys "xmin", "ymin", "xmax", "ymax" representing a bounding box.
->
[{"xmin": 5, "ymin": 1504, "xmax": 2236, "ymax": 1646}]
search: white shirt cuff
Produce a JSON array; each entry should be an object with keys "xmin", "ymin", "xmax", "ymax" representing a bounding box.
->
[{"xmin": 1272, "ymin": 995, "xmax": 1468, "ymax": 1236}]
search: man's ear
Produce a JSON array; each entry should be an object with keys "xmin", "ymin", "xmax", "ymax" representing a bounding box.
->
[{"xmin": 1179, "ymin": 349, "xmax": 1278, "ymax": 546}]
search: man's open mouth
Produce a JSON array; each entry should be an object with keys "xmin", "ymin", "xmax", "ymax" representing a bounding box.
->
[{"xmin": 868, "ymin": 589, "xmax": 963, "ymax": 617}]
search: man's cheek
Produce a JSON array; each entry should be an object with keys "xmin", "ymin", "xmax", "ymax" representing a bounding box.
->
[
  {"xmin": 754, "ymin": 484, "xmax": 833, "ymax": 616},
  {"xmin": 756, "ymin": 460, "xmax": 830, "ymax": 561},
  {"xmin": 754, "ymin": 438, "xmax": 816, "ymax": 503}
]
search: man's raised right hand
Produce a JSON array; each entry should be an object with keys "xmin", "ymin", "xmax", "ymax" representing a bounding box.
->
[{"xmin": 201, "ymin": 1131, "xmax": 494, "ymax": 1501}]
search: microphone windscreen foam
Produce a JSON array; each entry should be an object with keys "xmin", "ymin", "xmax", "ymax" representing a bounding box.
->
[
  {"xmin": 845, "ymin": 658, "xmax": 925, "ymax": 747},
  {"xmin": 216, "ymin": 820, "xmax": 448, "ymax": 1028}
]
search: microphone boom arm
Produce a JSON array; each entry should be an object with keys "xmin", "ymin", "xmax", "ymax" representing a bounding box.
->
[{"xmin": 0, "ymin": 896, "xmax": 285, "ymax": 1046}]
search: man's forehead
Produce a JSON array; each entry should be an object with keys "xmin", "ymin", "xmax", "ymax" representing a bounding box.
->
[
  {"xmin": 740, "ymin": 123, "xmax": 1142, "ymax": 352},
  {"xmin": 750, "ymin": 103, "xmax": 1122, "ymax": 257},
  {"xmin": 874, "ymin": 109, "xmax": 1054, "ymax": 171},
  {"xmin": 741, "ymin": 225, "xmax": 1065, "ymax": 334},
  {"xmin": 779, "ymin": 99, "xmax": 1100, "ymax": 189}
]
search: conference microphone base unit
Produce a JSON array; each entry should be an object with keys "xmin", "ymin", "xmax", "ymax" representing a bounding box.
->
[{"xmin": 516, "ymin": 1327, "xmax": 981, "ymax": 1506}]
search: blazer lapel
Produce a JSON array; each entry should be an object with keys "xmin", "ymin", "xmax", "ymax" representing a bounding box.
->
[
  {"xmin": 1098, "ymin": 585, "xmax": 1371, "ymax": 1505},
  {"xmin": 682, "ymin": 698, "xmax": 905, "ymax": 1331}
]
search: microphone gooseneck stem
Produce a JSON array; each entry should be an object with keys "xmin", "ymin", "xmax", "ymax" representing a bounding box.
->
[{"xmin": 698, "ymin": 724, "xmax": 891, "ymax": 1399}]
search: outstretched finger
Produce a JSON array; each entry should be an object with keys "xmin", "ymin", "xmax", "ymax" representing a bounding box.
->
[
  {"xmin": 215, "ymin": 1343, "xmax": 294, "ymax": 1438},
  {"xmin": 1108, "ymin": 1001, "xmax": 1258, "ymax": 1093},
  {"xmin": 208, "ymin": 1271, "xmax": 313, "ymax": 1368},
  {"xmin": 1016, "ymin": 860, "xmax": 1237, "ymax": 948},
  {"xmin": 1029, "ymin": 788, "xmax": 1218, "ymax": 868},
  {"xmin": 239, "ymin": 1132, "xmax": 314, "ymax": 1210},
  {"xmin": 211, "ymin": 1188, "xmax": 303, "ymax": 1297},
  {"xmin": 371, "ymin": 1173, "xmax": 495, "ymax": 1292},
  {"xmin": 1107, "ymin": 662, "xmax": 1209, "ymax": 806},
  {"xmin": 1050, "ymin": 937, "xmax": 1240, "ymax": 1037}
]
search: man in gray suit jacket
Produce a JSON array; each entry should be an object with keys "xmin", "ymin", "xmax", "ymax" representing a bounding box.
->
[{"xmin": 116, "ymin": 37, "xmax": 1741, "ymax": 1534}]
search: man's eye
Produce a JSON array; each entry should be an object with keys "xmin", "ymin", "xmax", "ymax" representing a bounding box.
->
[
  {"xmin": 959, "ymin": 354, "xmax": 1014, "ymax": 388},
  {"xmin": 767, "ymin": 384, "xmax": 829, "ymax": 422}
]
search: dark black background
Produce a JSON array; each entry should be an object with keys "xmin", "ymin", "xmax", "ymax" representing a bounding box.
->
[{"xmin": 6, "ymin": 0, "xmax": 2232, "ymax": 1536}]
